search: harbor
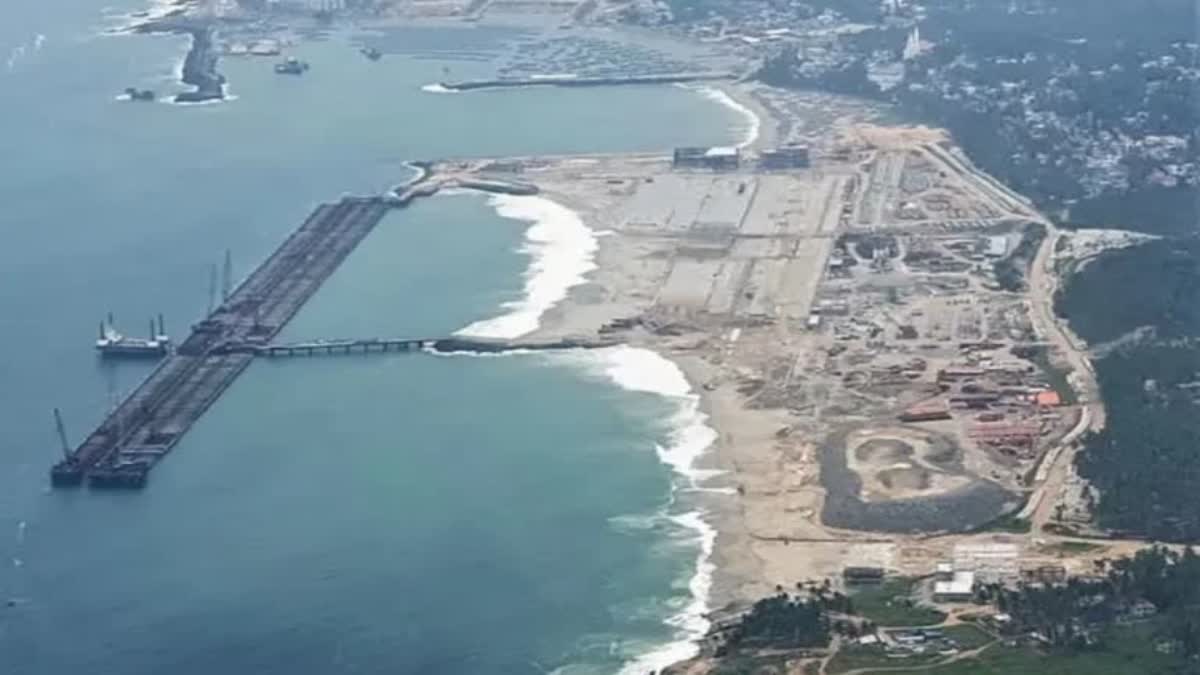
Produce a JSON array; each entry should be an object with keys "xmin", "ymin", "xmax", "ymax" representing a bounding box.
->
[
  {"xmin": 52, "ymin": 196, "xmax": 392, "ymax": 489},
  {"xmin": 51, "ymin": 174, "xmax": 607, "ymax": 490}
]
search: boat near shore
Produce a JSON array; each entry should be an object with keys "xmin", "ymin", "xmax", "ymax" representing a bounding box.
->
[{"xmin": 274, "ymin": 57, "xmax": 310, "ymax": 75}]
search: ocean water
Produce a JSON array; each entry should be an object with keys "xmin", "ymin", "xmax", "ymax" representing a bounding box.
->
[{"xmin": 0, "ymin": 3, "xmax": 751, "ymax": 673}]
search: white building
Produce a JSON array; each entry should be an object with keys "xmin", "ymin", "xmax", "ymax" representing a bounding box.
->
[{"xmin": 933, "ymin": 570, "xmax": 975, "ymax": 602}]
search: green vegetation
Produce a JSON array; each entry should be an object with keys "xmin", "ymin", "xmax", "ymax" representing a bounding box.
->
[
  {"xmin": 716, "ymin": 593, "xmax": 834, "ymax": 656},
  {"xmin": 1067, "ymin": 186, "xmax": 1200, "ymax": 237},
  {"xmin": 828, "ymin": 644, "xmax": 944, "ymax": 673},
  {"xmin": 975, "ymin": 547, "xmax": 1200, "ymax": 658},
  {"xmin": 1073, "ymin": 343, "xmax": 1200, "ymax": 541},
  {"xmin": 756, "ymin": 47, "xmax": 882, "ymax": 98},
  {"xmin": 718, "ymin": 549, "xmax": 1200, "ymax": 672},
  {"xmin": 885, "ymin": 623, "xmax": 1181, "ymax": 674},
  {"xmin": 707, "ymin": 653, "xmax": 793, "ymax": 675},
  {"xmin": 992, "ymin": 223, "xmax": 1046, "ymax": 292},
  {"xmin": 1058, "ymin": 239, "xmax": 1200, "ymax": 345},
  {"xmin": 942, "ymin": 624, "xmax": 993, "ymax": 650},
  {"xmin": 1056, "ymin": 237, "xmax": 1200, "ymax": 542},
  {"xmin": 1011, "ymin": 344, "xmax": 1079, "ymax": 406},
  {"xmin": 828, "ymin": 625, "xmax": 994, "ymax": 673},
  {"xmin": 1042, "ymin": 541, "xmax": 1105, "ymax": 556},
  {"xmin": 895, "ymin": 1, "xmax": 1198, "ymax": 219},
  {"xmin": 849, "ymin": 578, "xmax": 947, "ymax": 627}
]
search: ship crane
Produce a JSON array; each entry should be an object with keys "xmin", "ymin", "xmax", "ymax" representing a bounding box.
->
[{"xmin": 53, "ymin": 408, "xmax": 71, "ymax": 462}]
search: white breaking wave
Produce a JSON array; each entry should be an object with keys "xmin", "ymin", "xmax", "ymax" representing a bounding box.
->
[
  {"xmin": 425, "ymin": 344, "xmax": 722, "ymax": 672},
  {"xmin": 562, "ymin": 345, "xmax": 721, "ymax": 675},
  {"xmin": 456, "ymin": 194, "xmax": 597, "ymax": 340},
  {"xmin": 6, "ymin": 45, "xmax": 26, "ymax": 72},
  {"xmin": 166, "ymin": 92, "xmax": 237, "ymax": 106},
  {"xmin": 689, "ymin": 85, "xmax": 760, "ymax": 150},
  {"xmin": 421, "ymin": 83, "xmax": 457, "ymax": 94},
  {"xmin": 104, "ymin": 0, "xmax": 194, "ymax": 35},
  {"xmin": 33, "ymin": 34, "xmax": 46, "ymax": 51}
]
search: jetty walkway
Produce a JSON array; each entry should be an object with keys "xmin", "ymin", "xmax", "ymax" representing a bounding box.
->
[{"xmin": 439, "ymin": 72, "xmax": 737, "ymax": 92}]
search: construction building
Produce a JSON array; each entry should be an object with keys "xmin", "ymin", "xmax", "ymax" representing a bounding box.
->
[
  {"xmin": 933, "ymin": 570, "xmax": 975, "ymax": 602},
  {"xmin": 673, "ymin": 146, "xmax": 741, "ymax": 171},
  {"xmin": 899, "ymin": 399, "xmax": 952, "ymax": 423},
  {"xmin": 843, "ymin": 566, "xmax": 886, "ymax": 585},
  {"xmin": 759, "ymin": 145, "xmax": 811, "ymax": 170}
]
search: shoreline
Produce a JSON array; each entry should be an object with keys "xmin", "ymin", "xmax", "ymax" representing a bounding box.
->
[
  {"xmin": 453, "ymin": 186, "xmax": 731, "ymax": 670},
  {"xmin": 512, "ymin": 80, "xmax": 796, "ymax": 663},
  {"xmin": 113, "ymin": 5, "xmax": 916, "ymax": 668}
]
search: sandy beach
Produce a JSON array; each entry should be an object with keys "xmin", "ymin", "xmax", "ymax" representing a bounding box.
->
[
  {"xmin": 502, "ymin": 81, "xmax": 885, "ymax": 619},
  {"xmin": 390, "ymin": 14, "xmax": 1095, "ymax": 668},
  {"xmin": 458, "ymin": 75, "xmax": 1074, "ymax": 634}
]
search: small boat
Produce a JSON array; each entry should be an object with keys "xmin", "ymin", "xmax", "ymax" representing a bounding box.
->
[
  {"xmin": 124, "ymin": 87, "xmax": 155, "ymax": 101},
  {"xmin": 274, "ymin": 57, "xmax": 310, "ymax": 75},
  {"xmin": 360, "ymin": 47, "xmax": 382, "ymax": 61},
  {"xmin": 95, "ymin": 314, "xmax": 169, "ymax": 358}
]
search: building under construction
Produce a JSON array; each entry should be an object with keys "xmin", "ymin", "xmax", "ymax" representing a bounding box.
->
[
  {"xmin": 759, "ymin": 145, "xmax": 811, "ymax": 170},
  {"xmin": 673, "ymin": 146, "xmax": 741, "ymax": 171}
]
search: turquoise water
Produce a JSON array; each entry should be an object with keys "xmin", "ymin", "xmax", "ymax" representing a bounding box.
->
[{"xmin": 0, "ymin": 3, "xmax": 741, "ymax": 673}]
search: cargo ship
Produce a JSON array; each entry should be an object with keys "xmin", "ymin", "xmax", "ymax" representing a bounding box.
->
[{"xmin": 95, "ymin": 315, "xmax": 169, "ymax": 358}]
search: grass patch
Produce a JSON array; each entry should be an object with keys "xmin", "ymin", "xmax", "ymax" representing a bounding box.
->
[
  {"xmin": 849, "ymin": 578, "xmax": 947, "ymax": 627},
  {"xmin": 1026, "ymin": 346, "xmax": 1080, "ymax": 406},
  {"xmin": 1042, "ymin": 540, "xmax": 1105, "ymax": 555},
  {"xmin": 861, "ymin": 623, "xmax": 1182, "ymax": 674},
  {"xmin": 942, "ymin": 624, "xmax": 994, "ymax": 650},
  {"xmin": 828, "ymin": 626, "xmax": 992, "ymax": 674},
  {"xmin": 827, "ymin": 644, "xmax": 944, "ymax": 674},
  {"xmin": 709, "ymin": 653, "xmax": 794, "ymax": 675},
  {"xmin": 1042, "ymin": 522, "xmax": 1098, "ymax": 538}
]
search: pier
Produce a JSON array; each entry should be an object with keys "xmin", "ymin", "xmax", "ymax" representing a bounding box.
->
[
  {"xmin": 51, "ymin": 197, "xmax": 391, "ymax": 489},
  {"xmin": 50, "ymin": 189, "xmax": 615, "ymax": 490},
  {"xmin": 247, "ymin": 336, "xmax": 616, "ymax": 358},
  {"xmin": 438, "ymin": 72, "xmax": 737, "ymax": 92}
]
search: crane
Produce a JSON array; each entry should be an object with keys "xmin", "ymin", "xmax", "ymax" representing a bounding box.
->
[{"xmin": 53, "ymin": 408, "xmax": 72, "ymax": 461}]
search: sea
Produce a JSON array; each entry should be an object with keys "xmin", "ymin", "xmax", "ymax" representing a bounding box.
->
[{"xmin": 0, "ymin": 2, "xmax": 758, "ymax": 674}]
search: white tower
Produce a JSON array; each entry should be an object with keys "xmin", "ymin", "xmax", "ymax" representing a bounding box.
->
[{"xmin": 903, "ymin": 26, "xmax": 923, "ymax": 60}]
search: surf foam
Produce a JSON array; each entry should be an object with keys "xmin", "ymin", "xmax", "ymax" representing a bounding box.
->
[
  {"xmin": 421, "ymin": 83, "xmax": 457, "ymax": 94},
  {"xmin": 428, "ymin": 345, "xmax": 722, "ymax": 671},
  {"xmin": 456, "ymin": 194, "xmax": 597, "ymax": 340},
  {"xmin": 565, "ymin": 345, "xmax": 720, "ymax": 674},
  {"xmin": 690, "ymin": 85, "xmax": 760, "ymax": 150}
]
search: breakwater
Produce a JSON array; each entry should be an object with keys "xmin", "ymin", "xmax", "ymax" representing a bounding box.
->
[
  {"xmin": 175, "ymin": 26, "xmax": 225, "ymax": 103},
  {"xmin": 135, "ymin": 20, "xmax": 225, "ymax": 103},
  {"xmin": 389, "ymin": 173, "xmax": 539, "ymax": 204},
  {"xmin": 246, "ymin": 336, "xmax": 617, "ymax": 357},
  {"xmin": 51, "ymin": 173, "xmax": 602, "ymax": 490},
  {"xmin": 439, "ymin": 72, "xmax": 737, "ymax": 92}
]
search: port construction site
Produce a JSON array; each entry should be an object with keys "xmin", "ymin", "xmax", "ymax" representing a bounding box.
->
[
  {"xmin": 53, "ymin": 197, "xmax": 390, "ymax": 489},
  {"xmin": 54, "ymin": 106, "xmax": 1084, "ymax": 524},
  {"xmin": 422, "ymin": 106, "xmax": 1104, "ymax": 590},
  {"xmin": 52, "ymin": 171, "xmax": 615, "ymax": 490}
]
